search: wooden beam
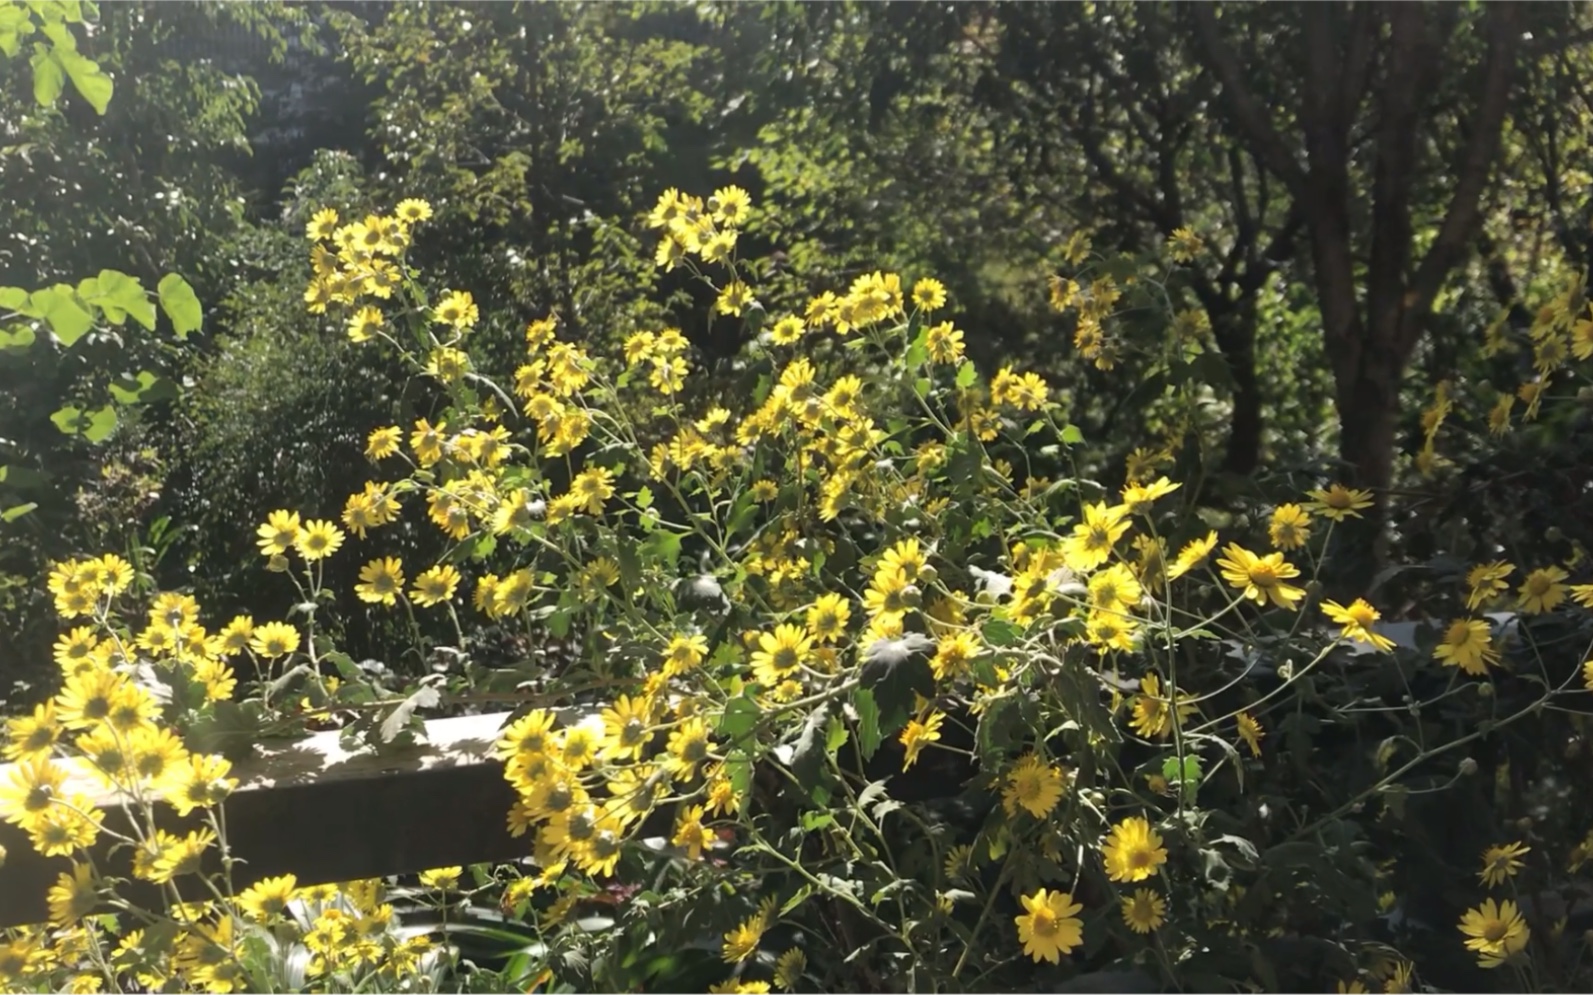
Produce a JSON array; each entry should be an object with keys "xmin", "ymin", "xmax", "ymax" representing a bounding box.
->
[{"xmin": 0, "ymin": 710, "xmax": 527, "ymax": 929}]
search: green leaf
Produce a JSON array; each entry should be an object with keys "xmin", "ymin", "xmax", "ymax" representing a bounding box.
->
[
  {"xmin": 57, "ymin": 46, "xmax": 111, "ymax": 114},
  {"xmin": 2, "ymin": 502, "xmax": 38, "ymax": 521},
  {"xmin": 30, "ymin": 285, "xmax": 93, "ymax": 345},
  {"xmin": 853, "ymin": 688, "xmax": 882, "ymax": 760},
  {"xmin": 0, "ymin": 325, "xmax": 35, "ymax": 350},
  {"xmin": 955, "ymin": 360, "xmax": 978, "ymax": 390},
  {"xmin": 717, "ymin": 695, "xmax": 760, "ymax": 745},
  {"xmin": 30, "ymin": 47, "xmax": 65, "ymax": 107},
  {"xmin": 157, "ymin": 273, "xmax": 202, "ymax": 337},
  {"xmin": 633, "ymin": 485, "xmax": 654, "ymax": 511},
  {"xmin": 787, "ymin": 704, "xmax": 831, "ymax": 792},
  {"xmin": 81, "ymin": 405, "xmax": 116, "ymax": 443},
  {"xmin": 641, "ymin": 529, "xmax": 682, "ymax": 569},
  {"xmin": 1060, "ymin": 423, "xmax": 1084, "ymax": 446},
  {"xmin": 858, "ymin": 638, "xmax": 935, "ymax": 737},
  {"xmin": 0, "ymin": 287, "xmax": 30, "ymax": 313},
  {"xmin": 51, "ymin": 405, "xmax": 84, "ymax": 435},
  {"xmin": 1162, "ymin": 754, "xmax": 1203, "ymax": 803},
  {"xmin": 981, "ymin": 618, "xmax": 1019, "ymax": 647},
  {"xmin": 379, "ymin": 685, "xmax": 442, "ymax": 745},
  {"xmin": 83, "ymin": 269, "xmax": 154, "ymax": 329}
]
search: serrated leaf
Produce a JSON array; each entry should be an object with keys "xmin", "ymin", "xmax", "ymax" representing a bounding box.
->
[
  {"xmin": 157, "ymin": 273, "xmax": 201, "ymax": 337},
  {"xmin": 788, "ymin": 703, "xmax": 831, "ymax": 791},
  {"xmin": 955, "ymin": 360, "xmax": 978, "ymax": 390},
  {"xmin": 853, "ymin": 688, "xmax": 882, "ymax": 760},
  {"xmin": 859, "ymin": 639, "xmax": 935, "ymax": 737},
  {"xmin": 633, "ymin": 485, "xmax": 653, "ymax": 510},
  {"xmin": 1162, "ymin": 754, "xmax": 1203, "ymax": 803},
  {"xmin": 1060, "ymin": 423, "xmax": 1084, "ymax": 445},
  {"xmin": 717, "ymin": 695, "xmax": 760, "ymax": 745},
  {"xmin": 0, "ymin": 325, "xmax": 35, "ymax": 349},
  {"xmin": 379, "ymin": 685, "xmax": 441, "ymax": 744},
  {"xmin": 981, "ymin": 618, "xmax": 1019, "ymax": 647}
]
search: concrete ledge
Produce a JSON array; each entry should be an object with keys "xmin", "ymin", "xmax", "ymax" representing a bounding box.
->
[{"xmin": 0, "ymin": 710, "xmax": 525, "ymax": 928}]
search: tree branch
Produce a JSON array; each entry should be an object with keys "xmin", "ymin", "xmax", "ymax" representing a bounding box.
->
[
  {"xmin": 1406, "ymin": 2, "xmax": 1522, "ymax": 341},
  {"xmin": 1189, "ymin": 4, "xmax": 1308, "ymax": 201}
]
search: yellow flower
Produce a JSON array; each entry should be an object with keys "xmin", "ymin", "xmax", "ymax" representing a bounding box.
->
[
  {"xmin": 666, "ymin": 717, "xmax": 714, "ymax": 781},
  {"xmin": 256, "ymin": 509, "xmax": 301, "ymax": 556},
  {"xmin": 1120, "ymin": 888, "xmax": 1166, "ymax": 933},
  {"xmin": 1014, "ymin": 888, "xmax": 1084, "ymax": 963},
  {"xmin": 774, "ymin": 947, "xmax": 807, "ymax": 991},
  {"xmin": 805, "ymin": 594, "xmax": 852, "ymax": 644},
  {"xmin": 306, "ymin": 207, "xmax": 339, "ymax": 240},
  {"xmin": 1102, "ymin": 815, "xmax": 1167, "ymax": 883},
  {"xmin": 249, "ymin": 621, "xmax": 300, "ymax": 658},
  {"xmin": 1268, "ymin": 504, "xmax": 1312, "ymax": 551},
  {"xmin": 354, "ymin": 557, "xmax": 405, "ymax": 606},
  {"xmin": 417, "ymin": 866, "xmax": 462, "ymax": 891},
  {"xmin": 1002, "ymin": 754, "xmax": 1065, "ymax": 818},
  {"xmin": 1466, "ymin": 560, "xmax": 1515, "ymax": 611},
  {"xmin": 1217, "ymin": 543, "xmax": 1305, "ymax": 610},
  {"xmin": 237, "ymin": 874, "xmax": 298, "ymax": 921},
  {"xmin": 1478, "ymin": 841, "xmax": 1530, "ymax": 887},
  {"xmin": 721, "ymin": 910, "xmax": 766, "ymax": 963},
  {"xmin": 395, "ymin": 198, "xmax": 432, "ymax": 224},
  {"xmin": 346, "ymin": 306, "xmax": 383, "ymax": 343},
  {"xmin": 708, "ymin": 185, "xmax": 751, "ymax": 226},
  {"xmin": 1433, "ymin": 618, "xmax": 1499, "ymax": 676},
  {"xmin": 1517, "ymin": 565, "xmax": 1568, "ymax": 614},
  {"xmin": 1120, "ymin": 476, "xmax": 1180, "ymax": 516},
  {"xmin": 715, "ymin": 281, "xmax": 754, "ymax": 316},
  {"xmin": 1128, "ymin": 673, "xmax": 1196, "ymax": 740},
  {"xmin": 47, "ymin": 863, "xmax": 99, "ymax": 927},
  {"xmin": 1166, "ymin": 226, "xmax": 1204, "ymax": 262},
  {"xmin": 433, "ymin": 290, "xmax": 479, "ymax": 330},
  {"xmin": 899, "ymin": 711, "xmax": 944, "ymax": 770},
  {"xmin": 569, "ymin": 466, "xmax": 615, "ymax": 516},
  {"xmin": 1305, "ymin": 483, "xmax": 1374, "ymax": 522},
  {"xmin": 924, "ymin": 321, "xmax": 965, "ymax": 364},
  {"xmin": 750, "ymin": 624, "xmax": 812, "ymax": 688},
  {"xmin": 1320, "ymin": 599, "xmax": 1396, "ymax": 652},
  {"xmin": 1168, "ymin": 531, "xmax": 1218, "ymax": 580},
  {"xmin": 294, "ymin": 520, "xmax": 345, "ymax": 561},
  {"xmin": 1458, "ymin": 898, "xmax": 1529, "ymax": 967},
  {"xmin": 411, "ymin": 564, "xmax": 461, "ymax": 607},
  {"xmin": 1236, "ymin": 711, "xmax": 1265, "ymax": 757},
  {"xmin": 1063, "ymin": 501, "xmax": 1132, "ymax": 572},
  {"xmin": 672, "ymin": 804, "xmax": 715, "ymax": 861},
  {"xmin": 769, "ymin": 315, "xmax": 805, "ymax": 345},
  {"xmin": 911, "ymin": 277, "xmax": 947, "ymax": 311}
]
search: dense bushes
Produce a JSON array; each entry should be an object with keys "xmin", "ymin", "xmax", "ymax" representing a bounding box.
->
[{"xmin": 7, "ymin": 187, "xmax": 1593, "ymax": 995}]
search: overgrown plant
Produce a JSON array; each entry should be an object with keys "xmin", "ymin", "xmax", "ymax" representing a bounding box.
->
[{"xmin": 5, "ymin": 187, "xmax": 1593, "ymax": 994}]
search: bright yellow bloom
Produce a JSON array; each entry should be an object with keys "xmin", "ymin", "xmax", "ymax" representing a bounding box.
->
[
  {"xmin": 294, "ymin": 519, "xmax": 344, "ymax": 561},
  {"xmin": 1458, "ymin": 898, "xmax": 1529, "ymax": 967},
  {"xmin": 1433, "ymin": 618, "xmax": 1499, "ymax": 676},
  {"xmin": 1014, "ymin": 888, "xmax": 1083, "ymax": 963},
  {"xmin": 899, "ymin": 711, "xmax": 944, "ymax": 770},
  {"xmin": 1466, "ymin": 561, "xmax": 1515, "ymax": 611},
  {"xmin": 1102, "ymin": 815, "xmax": 1167, "ymax": 883},
  {"xmin": 249, "ymin": 621, "xmax": 300, "ymax": 658},
  {"xmin": 1517, "ymin": 565, "xmax": 1568, "ymax": 614},
  {"xmin": 1305, "ymin": 483, "xmax": 1374, "ymax": 522},
  {"xmin": 1320, "ymin": 599, "xmax": 1396, "ymax": 652},
  {"xmin": 1478, "ymin": 841, "xmax": 1530, "ymax": 887},
  {"xmin": 1268, "ymin": 504, "xmax": 1312, "ymax": 550},
  {"xmin": 1236, "ymin": 711, "xmax": 1265, "ymax": 757},
  {"xmin": 1217, "ymin": 543, "xmax": 1305, "ymax": 610},
  {"xmin": 354, "ymin": 557, "xmax": 405, "ymax": 606},
  {"xmin": 1120, "ymin": 888, "xmax": 1166, "ymax": 933},
  {"xmin": 1002, "ymin": 754, "xmax": 1065, "ymax": 818}
]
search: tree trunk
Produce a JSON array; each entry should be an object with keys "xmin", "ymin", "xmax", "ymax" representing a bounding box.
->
[{"xmin": 1214, "ymin": 308, "xmax": 1263, "ymax": 477}]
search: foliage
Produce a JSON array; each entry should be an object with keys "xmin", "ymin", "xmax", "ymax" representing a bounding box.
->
[{"xmin": 7, "ymin": 184, "xmax": 1593, "ymax": 995}]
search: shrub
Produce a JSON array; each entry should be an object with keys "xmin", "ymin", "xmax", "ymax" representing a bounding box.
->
[{"xmin": 5, "ymin": 186, "xmax": 1593, "ymax": 995}]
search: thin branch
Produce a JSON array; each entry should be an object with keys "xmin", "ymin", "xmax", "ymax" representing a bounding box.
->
[
  {"xmin": 1406, "ymin": 2, "xmax": 1523, "ymax": 340},
  {"xmin": 1189, "ymin": 4, "xmax": 1308, "ymax": 201}
]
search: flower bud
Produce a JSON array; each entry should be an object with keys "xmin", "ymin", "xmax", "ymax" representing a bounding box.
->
[{"xmin": 1458, "ymin": 757, "xmax": 1478, "ymax": 776}]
